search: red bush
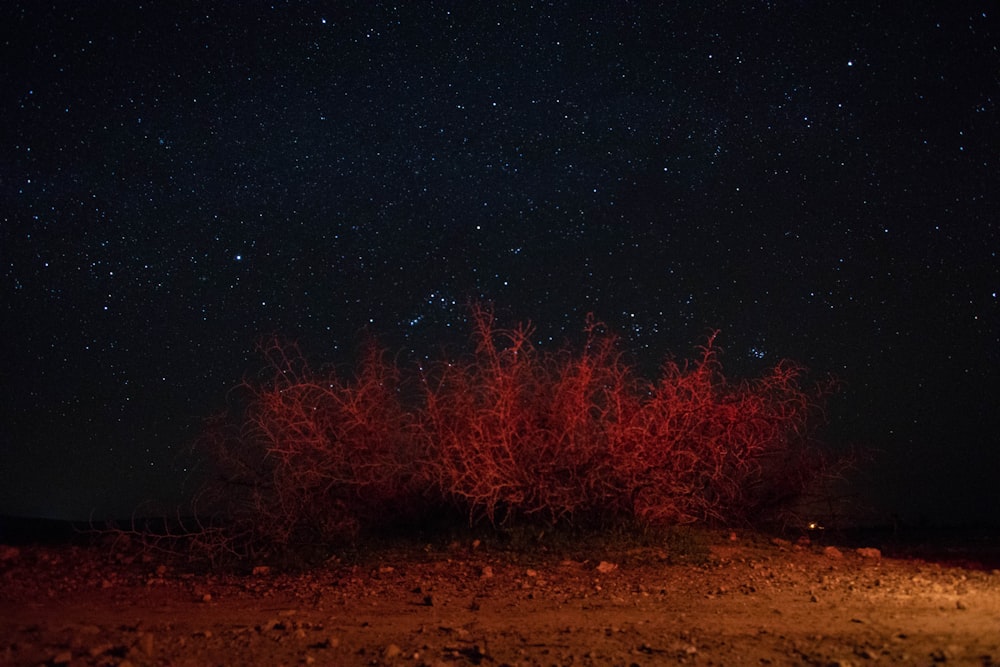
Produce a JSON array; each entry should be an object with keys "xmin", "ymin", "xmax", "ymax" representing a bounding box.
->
[
  {"xmin": 197, "ymin": 336, "xmax": 425, "ymax": 548},
  {"xmin": 419, "ymin": 306, "xmax": 632, "ymax": 525},
  {"xmin": 609, "ymin": 334, "xmax": 828, "ymax": 524},
  {"xmin": 196, "ymin": 305, "xmax": 840, "ymax": 551}
]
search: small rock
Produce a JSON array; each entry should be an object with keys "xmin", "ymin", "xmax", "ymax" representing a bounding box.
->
[
  {"xmin": 76, "ymin": 624, "xmax": 101, "ymax": 635},
  {"xmin": 88, "ymin": 643, "xmax": 114, "ymax": 658},
  {"xmin": 930, "ymin": 646, "xmax": 956, "ymax": 662},
  {"xmin": 384, "ymin": 643, "xmax": 402, "ymax": 659},
  {"xmin": 51, "ymin": 650, "xmax": 73, "ymax": 665},
  {"xmin": 856, "ymin": 547, "xmax": 881, "ymax": 560},
  {"xmin": 596, "ymin": 561, "xmax": 618, "ymax": 574},
  {"xmin": 138, "ymin": 632, "xmax": 155, "ymax": 656},
  {"xmin": 823, "ymin": 546, "xmax": 844, "ymax": 559},
  {"xmin": 310, "ymin": 636, "xmax": 340, "ymax": 649},
  {"xmin": 480, "ymin": 566, "xmax": 493, "ymax": 579}
]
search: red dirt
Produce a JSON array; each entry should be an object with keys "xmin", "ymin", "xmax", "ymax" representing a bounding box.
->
[{"xmin": 2, "ymin": 530, "xmax": 998, "ymax": 666}]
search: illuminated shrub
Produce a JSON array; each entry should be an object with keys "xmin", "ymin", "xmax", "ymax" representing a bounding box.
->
[
  {"xmin": 196, "ymin": 337, "xmax": 426, "ymax": 550},
  {"xmin": 418, "ymin": 306, "xmax": 632, "ymax": 525},
  {"xmin": 420, "ymin": 307, "xmax": 834, "ymax": 527},
  {"xmin": 608, "ymin": 336, "xmax": 827, "ymax": 524},
  {"xmin": 197, "ymin": 304, "xmax": 838, "ymax": 553}
]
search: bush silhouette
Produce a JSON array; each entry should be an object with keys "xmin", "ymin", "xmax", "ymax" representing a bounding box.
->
[{"xmin": 195, "ymin": 304, "xmax": 839, "ymax": 554}]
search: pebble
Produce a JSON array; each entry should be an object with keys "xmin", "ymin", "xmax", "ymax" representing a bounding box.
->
[
  {"xmin": 51, "ymin": 650, "xmax": 72, "ymax": 664},
  {"xmin": 596, "ymin": 561, "xmax": 618, "ymax": 574},
  {"xmin": 138, "ymin": 632, "xmax": 155, "ymax": 656}
]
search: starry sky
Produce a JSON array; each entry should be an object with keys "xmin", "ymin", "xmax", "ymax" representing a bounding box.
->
[{"xmin": 2, "ymin": 2, "xmax": 997, "ymax": 526}]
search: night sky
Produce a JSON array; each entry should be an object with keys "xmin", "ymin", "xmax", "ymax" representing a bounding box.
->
[{"xmin": 2, "ymin": 2, "xmax": 997, "ymax": 527}]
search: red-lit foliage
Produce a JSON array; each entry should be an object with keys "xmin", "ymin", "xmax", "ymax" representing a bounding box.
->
[
  {"xmin": 197, "ymin": 336, "xmax": 425, "ymax": 548},
  {"xmin": 607, "ymin": 335, "xmax": 824, "ymax": 525},
  {"xmin": 197, "ymin": 304, "xmax": 837, "ymax": 551},
  {"xmin": 418, "ymin": 306, "xmax": 632, "ymax": 525}
]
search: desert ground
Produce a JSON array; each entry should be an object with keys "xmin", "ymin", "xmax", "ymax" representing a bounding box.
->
[{"xmin": 1, "ymin": 525, "xmax": 999, "ymax": 666}]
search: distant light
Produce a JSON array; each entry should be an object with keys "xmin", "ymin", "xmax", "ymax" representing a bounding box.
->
[{"xmin": 847, "ymin": 60, "xmax": 854, "ymax": 67}]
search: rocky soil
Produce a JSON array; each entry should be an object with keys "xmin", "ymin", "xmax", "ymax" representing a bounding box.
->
[{"xmin": 1, "ymin": 529, "xmax": 998, "ymax": 666}]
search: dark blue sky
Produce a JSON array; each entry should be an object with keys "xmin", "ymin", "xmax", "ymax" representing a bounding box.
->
[{"xmin": 2, "ymin": 2, "xmax": 997, "ymax": 525}]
